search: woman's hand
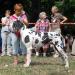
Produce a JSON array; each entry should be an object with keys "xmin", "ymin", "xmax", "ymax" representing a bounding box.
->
[
  {"xmin": 23, "ymin": 19, "xmax": 28, "ymax": 25},
  {"xmin": 2, "ymin": 23, "xmax": 6, "ymax": 26},
  {"xmin": 60, "ymin": 22, "xmax": 64, "ymax": 25},
  {"xmin": 61, "ymin": 16, "xmax": 68, "ymax": 24}
]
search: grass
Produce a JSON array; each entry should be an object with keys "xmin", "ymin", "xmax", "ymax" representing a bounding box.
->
[{"xmin": 0, "ymin": 55, "xmax": 75, "ymax": 75}]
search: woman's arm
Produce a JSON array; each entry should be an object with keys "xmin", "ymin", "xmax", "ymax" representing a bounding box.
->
[
  {"xmin": 60, "ymin": 16, "xmax": 68, "ymax": 24},
  {"xmin": 35, "ymin": 20, "xmax": 40, "ymax": 31},
  {"xmin": 1, "ymin": 17, "xmax": 6, "ymax": 26},
  {"xmin": 48, "ymin": 23, "xmax": 52, "ymax": 31},
  {"xmin": 23, "ymin": 17, "xmax": 29, "ymax": 26},
  {"xmin": 22, "ymin": 14, "xmax": 29, "ymax": 26}
]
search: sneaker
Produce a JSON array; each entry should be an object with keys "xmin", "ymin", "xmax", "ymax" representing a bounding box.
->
[
  {"xmin": 1, "ymin": 54, "xmax": 5, "ymax": 56},
  {"xmin": 36, "ymin": 52, "xmax": 39, "ymax": 56},
  {"xmin": 7, "ymin": 54, "xmax": 11, "ymax": 56},
  {"xmin": 43, "ymin": 53, "xmax": 46, "ymax": 57}
]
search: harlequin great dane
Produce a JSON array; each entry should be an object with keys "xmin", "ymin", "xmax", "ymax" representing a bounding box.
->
[{"xmin": 13, "ymin": 20, "xmax": 69, "ymax": 68}]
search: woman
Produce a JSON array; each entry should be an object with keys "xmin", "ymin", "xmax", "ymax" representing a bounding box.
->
[
  {"xmin": 1, "ymin": 10, "xmax": 11, "ymax": 56},
  {"xmin": 35, "ymin": 12, "xmax": 51, "ymax": 57},
  {"xmin": 8, "ymin": 3, "xmax": 28, "ymax": 65},
  {"xmin": 51, "ymin": 6, "xmax": 68, "ymax": 58}
]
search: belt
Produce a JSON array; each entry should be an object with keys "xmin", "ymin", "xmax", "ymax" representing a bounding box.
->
[{"xmin": 11, "ymin": 32, "xmax": 15, "ymax": 33}]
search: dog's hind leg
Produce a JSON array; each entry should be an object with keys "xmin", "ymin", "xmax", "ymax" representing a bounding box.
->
[
  {"xmin": 56, "ymin": 46, "xmax": 69, "ymax": 68},
  {"xmin": 55, "ymin": 42, "xmax": 69, "ymax": 69},
  {"xmin": 53, "ymin": 36, "xmax": 69, "ymax": 69}
]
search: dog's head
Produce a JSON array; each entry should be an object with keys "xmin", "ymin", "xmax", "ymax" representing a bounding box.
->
[{"xmin": 13, "ymin": 20, "xmax": 24, "ymax": 31}]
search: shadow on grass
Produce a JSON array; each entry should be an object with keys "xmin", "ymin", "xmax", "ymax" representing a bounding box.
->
[
  {"xmin": 49, "ymin": 71, "xmax": 68, "ymax": 75},
  {"xmin": 31, "ymin": 61, "xmax": 63, "ymax": 66}
]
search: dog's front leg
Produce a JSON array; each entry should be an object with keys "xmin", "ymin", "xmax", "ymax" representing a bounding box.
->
[{"xmin": 24, "ymin": 47, "xmax": 32, "ymax": 67}]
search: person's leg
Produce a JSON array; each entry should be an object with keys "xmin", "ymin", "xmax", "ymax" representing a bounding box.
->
[
  {"xmin": 43, "ymin": 44, "xmax": 49, "ymax": 57},
  {"xmin": 20, "ymin": 39, "xmax": 27, "ymax": 55},
  {"xmin": 43, "ymin": 49, "xmax": 47, "ymax": 57},
  {"xmin": 71, "ymin": 39, "xmax": 75, "ymax": 55},
  {"xmin": 1, "ymin": 32, "xmax": 7, "ymax": 56},
  {"xmin": 11, "ymin": 33, "xmax": 18, "ymax": 65},
  {"xmin": 69, "ymin": 36, "xmax": 73, "ymax": 52},
  {"xmin": 16, "ymin": 38, "xmax": 21, "ymax": 55},
  {"xmin": 35, "ymin": 49, "xmax": 39, "ymax": 56},
  {"xmin": 7, "ymin": 33, "xmax": 12, "ymax": 56}
]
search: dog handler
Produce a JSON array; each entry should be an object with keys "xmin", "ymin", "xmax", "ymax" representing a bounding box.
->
[{"xmin": 8, "ymin": 3, "xmax": 28, "ymax": 65}]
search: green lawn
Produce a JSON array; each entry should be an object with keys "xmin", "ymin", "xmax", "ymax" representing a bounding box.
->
[{"xmin": 0, "ymin": 55, "xmax": 75, "ymax": 75}]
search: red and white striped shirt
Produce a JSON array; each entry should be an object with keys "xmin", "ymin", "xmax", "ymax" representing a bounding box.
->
[{"xmin": 35, "ymin": 19, "xmax": 50, "ymax": 32}]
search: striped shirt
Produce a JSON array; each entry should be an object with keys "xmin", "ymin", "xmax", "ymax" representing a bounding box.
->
[
  {"xmin": 1, "ymin": 17, "xmax": 10, "ymax": 32},
  {"xmin": 35, "ymin": 19, "xmax": 50, "ymax": 32}
]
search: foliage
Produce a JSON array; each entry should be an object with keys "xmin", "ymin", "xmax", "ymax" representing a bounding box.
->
[{"xmin": 54, "ymin": 0, "xmax": 75, "ymax": 21}]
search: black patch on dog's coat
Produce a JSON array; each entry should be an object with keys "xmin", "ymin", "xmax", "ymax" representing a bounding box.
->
[
  {"xmin": 29, "ymin": 31, "xmax": 35, "ymax": 34},
  {"xmin": 35, "ymin": 32, "xmax": 41, "ymax": 37},
  {"xmin": 56, "ymin": 34, "xmax": 60, "ymax": 36},
  {"xmin": 35, "ymin": 39, "xmax": 39, "ymax": 44},
  {"xmin": 42, "ymin": 33, "xmax": 50, "ymax": 44},
  {"xmin": 24, "ymin": 35, "xmax": 30, "ymax": 43},
  {"xmin": 55, "ymin": 41, "xmax": 58, "ymax": 45},
  {"xmin": 42, "ymin": 33, "xmax": 48, "ymax": 40},
  {"xmin": 50, "ymin": 34, "xmax": 53, "ymax": 36}
]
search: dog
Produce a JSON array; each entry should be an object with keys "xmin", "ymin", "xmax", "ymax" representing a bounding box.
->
[{"xmin": 13, "ymin": 20, "xmax": 69, "ymax": 69}]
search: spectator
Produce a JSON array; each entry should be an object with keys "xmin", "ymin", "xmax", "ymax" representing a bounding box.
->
[
  {"xmin": 51, "ymin": 6, "xmax": 68, "ymax": 58},
  {"xmin": 1, "ymin": 10, "xmax": 11, "ymax": 56},
  {"xmin": 35, "ymin": 12, "xmax": 51, "ymax": 57}
]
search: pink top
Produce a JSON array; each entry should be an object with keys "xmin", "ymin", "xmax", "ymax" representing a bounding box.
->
[
  {"xmin": 1, "ymin": 17, "xmax": 10, "ymax": 26},
  {"xmin": 10, "ymin": 13, "xmax": 27, "ymax": 22},
  {"xmin": 35, "ymin": 19, "xmax": 50, "ymax": 32},
  {"xmin": 9, "ymin": 12, "xmax": 27, "ymax": 31},
  {"xmin": 1, "ymin": 17, "xmax": 11, "ymax": 32}
]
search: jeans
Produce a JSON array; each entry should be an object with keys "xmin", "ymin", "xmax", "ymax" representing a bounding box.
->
[
  {"xmin": 1, "ymin": 32, "xmax": 10, "ymax": 55},
  {"xmin": 7, "ymin": 33, "xmax": 18, "ymax": 55},
  {"xmin": 7, "ymin": 32, "xmax": 27, "ymax": 55},
  {"xmin": 20, "ymin": 39, "xmax": 27, "ymax": 55}
]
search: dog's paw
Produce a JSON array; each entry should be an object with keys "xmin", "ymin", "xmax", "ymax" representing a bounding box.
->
[
  {"xmin": 65, "ymin": 64, "xmax": 69, "ymax": 71},
  {"xmin": 4, "ymin": 64, "xmax": 8, "ymax": 68},
  {"xmin": 23, "ymin": 64, "xmax": 29, "ymax": 68}
]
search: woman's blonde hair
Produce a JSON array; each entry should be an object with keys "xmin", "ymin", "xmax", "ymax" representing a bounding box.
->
[
  {"xmin": 39, "ymin": 12, "xmax": 47, "ymax": 19},
  {"xmin": 51, "ymin": 6, "xmax": 59, "ymax": 12},
  {"xmin": 5, "ymin": 10, "xmax": 10, "ymax": 13}
]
